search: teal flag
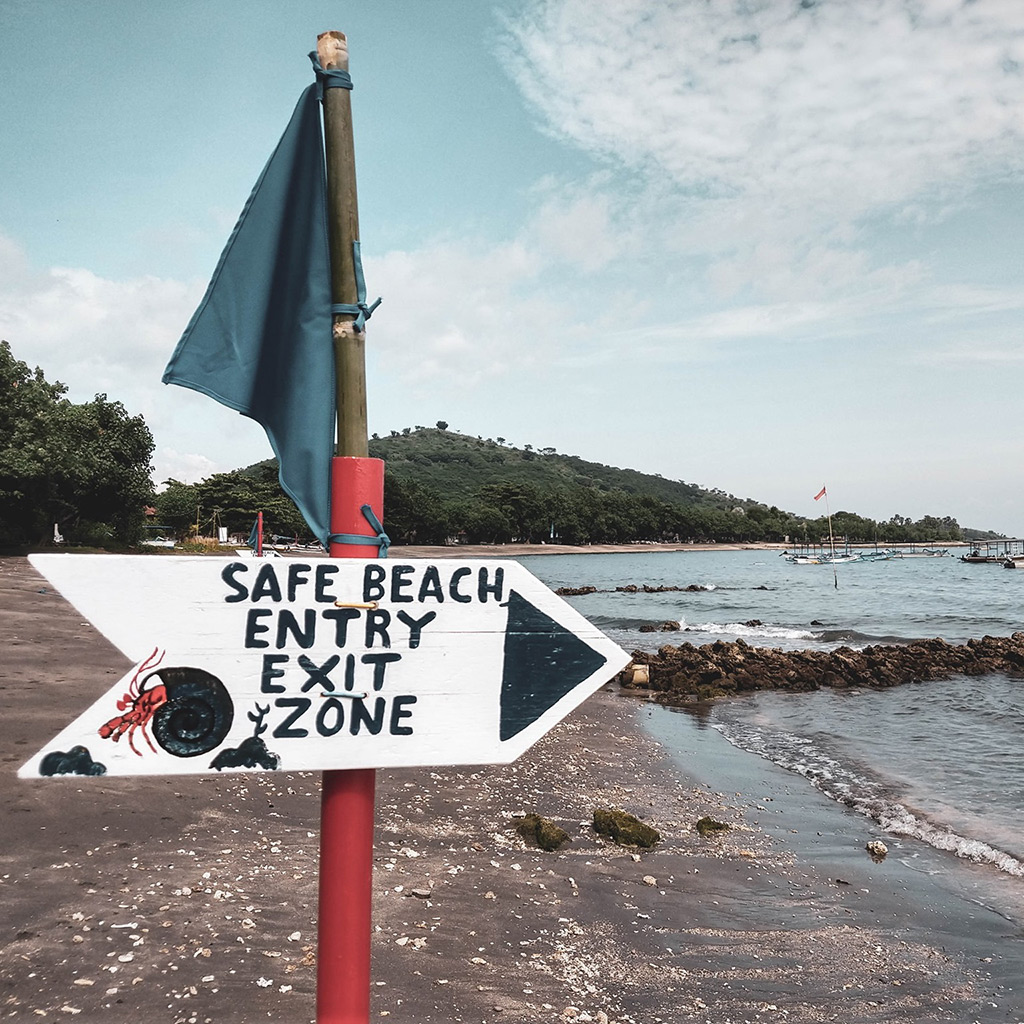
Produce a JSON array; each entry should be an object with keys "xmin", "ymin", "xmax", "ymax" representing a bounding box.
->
[{"xmin": 163, "ymin": 84, "xmax": 334, "ymax": 546}]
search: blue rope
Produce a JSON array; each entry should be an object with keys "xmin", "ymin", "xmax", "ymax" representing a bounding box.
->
[
  {"xmin": 309, "ymin": 51, "xmax": 353, "ymax": 100},
  {"xmin": 328, "ymin": 504, "xmax": 390, "ymax": 558},
  {"xmin": 308, "ymin": 55, "xmax": 381, "ymax": 330},
  {"xmin": 331, "ymin": 241, "xmax": 382, "ymax": 332}
]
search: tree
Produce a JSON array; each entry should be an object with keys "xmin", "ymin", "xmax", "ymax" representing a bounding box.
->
[
  {"xmin": 0, "ymin": 341, "xmax": 154, "ymax": 547},
  {"xmin": 436, "ymin": 420, "xmax": 448, "ymax": 431},
  {"xmin": 154, "ymin": 480, "xmax": 200, "ymax": 538},
  {"xmin": 478, "ymin": 482, "xmax": 548, "ymax": 542}
]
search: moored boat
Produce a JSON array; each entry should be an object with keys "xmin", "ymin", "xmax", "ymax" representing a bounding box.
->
[{"xmin": 960, "ymin": 539, "xmax": 1024, "ymax": 564}]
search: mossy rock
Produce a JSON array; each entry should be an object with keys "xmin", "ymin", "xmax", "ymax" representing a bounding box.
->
[
  {"xmin": 515, "ymin": 813, "xmax": 571, "ymax": 851},
  {"xmin": 593, "ymin": 808, "xmax": 660, "ymax": 848},
  {"xmin": 694, "ymin": 816, "xmax": 731, "ymax": 838}
]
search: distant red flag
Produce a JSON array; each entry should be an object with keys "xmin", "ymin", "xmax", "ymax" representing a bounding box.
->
[{"xmin": 814, "ymin": 486, "xmax": 827, "ymax": 501}]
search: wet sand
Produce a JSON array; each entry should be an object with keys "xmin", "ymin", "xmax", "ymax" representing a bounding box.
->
[
  {"xmin": 1, "ymin": 555, "xmax": 1016, "ymax": 1022},
  {"xmin": 387, "ymin": 542, "xmax": 782, "ymax": 558}
]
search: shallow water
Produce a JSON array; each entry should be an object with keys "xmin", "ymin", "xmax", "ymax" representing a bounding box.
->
[
  {"xmin": 710, "ymin": 679, "xmax": 1024, "ymax": 877},
  {"xmin": 520, "ymin": 548, "xmax": 1024, "ymax": 652},
  {"xmin": 519, "ymin": 549, "xmax": 1024, "ymax": 892}
]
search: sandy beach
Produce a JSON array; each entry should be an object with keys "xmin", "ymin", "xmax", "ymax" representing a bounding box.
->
[
  {"xmin": 386, "ymin": 542, "xmax": 785, "ymax": 558},
  {"xmin": 1, "ymin": 553, "xmax": 1015, "ymax": 1023}
]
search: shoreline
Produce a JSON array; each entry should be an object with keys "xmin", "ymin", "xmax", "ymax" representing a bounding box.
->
[
  {"xmin": 20, "ymin": 539, "xmax": 975, "ymax": 560},
  {"xmin": 389, "ymin": 541, "xmax": 786, "ymax": 558},
  {"xmin": 1, "ymin": 554, "xmax": 1016, "ymax": 1021},
  {"xmin": 362, "ymin": 540, "xmax": 973, "ymax": 559}
]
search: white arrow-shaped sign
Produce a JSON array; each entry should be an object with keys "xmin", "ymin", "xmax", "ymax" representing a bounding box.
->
[{"xmin": 21, "ymin": 554, "xmax": 628, "ymax": 778}]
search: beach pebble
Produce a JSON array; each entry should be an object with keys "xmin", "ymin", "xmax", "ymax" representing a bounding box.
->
[
  {"xmin": 642, "ymin": 875, "xmax": 657, "ymax": 886},
  {"xmin": 866, "ymin": 840, "xmax": 888, "ymax": 860}
]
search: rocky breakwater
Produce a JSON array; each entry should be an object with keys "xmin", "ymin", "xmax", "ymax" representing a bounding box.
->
[{"xmin": 619, "ymin": 632, "xmax": 1024, "ymax": 702}]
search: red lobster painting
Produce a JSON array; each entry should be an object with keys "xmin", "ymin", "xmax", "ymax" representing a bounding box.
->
[{"xmin": 99, "ymin": 648, "xmax": 234, "ymax": 758}]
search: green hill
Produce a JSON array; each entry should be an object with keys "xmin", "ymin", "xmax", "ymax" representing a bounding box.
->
[
  {"xmin": 222, "ymin": 427, "xmax": 979, "ymax": 547},
  {"xmin": 363, "ymin": 428, "xmax": 791, "ymax": 545},
  {"xmin": 367, "ymin": 428, "xmax": 732, "ymax": 509}
]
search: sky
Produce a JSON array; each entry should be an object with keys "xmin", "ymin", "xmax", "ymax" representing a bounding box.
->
[{"xmin": 1, "ymin": 0, "xmax": 1023, "ymax": 534}]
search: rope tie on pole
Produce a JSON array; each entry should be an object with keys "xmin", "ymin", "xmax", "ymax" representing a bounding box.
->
[
  {"xmin": 331, "ymin": 241, "xmax": 382, "ymax": 333},
  {"xmin": 329, "ymin": 504, "xmax": 390, "ymax": 558},
  {"xmin": 309, "ymin": 51, "xmax": 353, "ymax": 97}
]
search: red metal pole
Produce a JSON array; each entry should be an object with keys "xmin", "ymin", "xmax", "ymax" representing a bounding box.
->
[
  {"xmin": 317, "ymin": 456, "xmax": 384, "ymax": 1024},
  {"xmin": 257, "ymin": 510, "xmax": 263, "ymax": 558}
]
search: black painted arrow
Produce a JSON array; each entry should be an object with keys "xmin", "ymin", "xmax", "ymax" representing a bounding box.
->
[{"xmin": 499, "ymin": 590, "xmax": 608, "ymax": 741}]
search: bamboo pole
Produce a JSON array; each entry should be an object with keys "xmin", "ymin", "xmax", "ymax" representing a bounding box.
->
[{"xmin": 318, "ymin": 29, "xmax": 368, "ymax": 459}]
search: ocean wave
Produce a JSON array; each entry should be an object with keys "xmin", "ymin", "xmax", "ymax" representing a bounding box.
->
[
  {"xmin": 588, "ymin": 616, "xmax": 815, "ymax": 641},
  {"xmin": 712, "ymin": 719, "xmax": 1024, "ymax": 878},
  {"xmin": 877, "ymin": 805, "xmax": 1024, "ymax": 877},
  {"xmin": 594, "ymin": 616, "xmax": 918, "ymax": 651},
  {"xmin": 686, "ymin": 621, "xmax": 815, "ymax": 642}
]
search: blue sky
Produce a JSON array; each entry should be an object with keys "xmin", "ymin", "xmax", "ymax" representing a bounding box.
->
[{"xmin": 2, "ymin": 0, "xmax": 1022, "ymax": 535}]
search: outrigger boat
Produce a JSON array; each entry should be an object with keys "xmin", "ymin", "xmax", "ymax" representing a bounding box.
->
[
  {"xmin": 895, "ymin": 546, "xmax": 949, "ymax": 558},
  {"xmin": 960, "ymin": 539, "xmax": 1024, "ymax": 564},
  {"xmin": 784, "ymin": 548, "xmax": 861, "ymax": 564}
]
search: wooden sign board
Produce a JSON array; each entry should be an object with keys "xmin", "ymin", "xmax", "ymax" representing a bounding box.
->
[{"xmin": 21, "ymin": 555, "xmax": 628, "ymax": 778}]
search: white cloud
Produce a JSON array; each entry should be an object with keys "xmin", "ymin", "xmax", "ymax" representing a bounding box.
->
[
  {"xmin": 501, "ymin": 0, "xmax": 1024, "ymax": 300},
  {"xmin": 0, "ymin": 233, "xmax": 273, "ymax": 482},
  {"xmin": 365, "ymin": 235, "xmax": 602, "ymax": 386},
  {"xmin": 527, "ymin": 176, "xmax": 623, "ymax": 271},
  {"xmin": 922, "ymin": 282, "xmax": 1024, "ymax": 320},
  {"xmin": 0, "ymin": 236, "xmax": 200, "ymax": 406},
  {"xmin": 155, "ymin": 448, "xmax": 220, "ymax": 486},
  {"xmin": 504, "ymin": 0, "xmax": 1024, "ymax": 211}
]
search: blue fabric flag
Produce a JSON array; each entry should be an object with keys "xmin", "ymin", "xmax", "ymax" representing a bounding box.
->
[{"xmin": 163, "ymin": 84, "xmax": 334, "ymax": 546}]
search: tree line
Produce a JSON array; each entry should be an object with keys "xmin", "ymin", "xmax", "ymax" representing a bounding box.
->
[
  {"xmin": 151, "ymin": 471, "xmax": 969, "ymax": 548},
  {"xmin": 378, "ymin": 477, "xmax": 967, "ymax": 547}
]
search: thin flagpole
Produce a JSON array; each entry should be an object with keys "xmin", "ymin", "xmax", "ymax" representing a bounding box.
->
[
  {"xmin": 815, "ymin": 485, "xmax": 838, "ymax": 589},
  {"xmin": 823, "ymin": 489, "xmax": 838, "ymax": 589}
]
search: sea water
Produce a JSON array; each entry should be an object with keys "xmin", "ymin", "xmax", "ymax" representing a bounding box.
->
[{"xmin": 518, "ymin": 549, "xmax": 1024, "ymax": 891}]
